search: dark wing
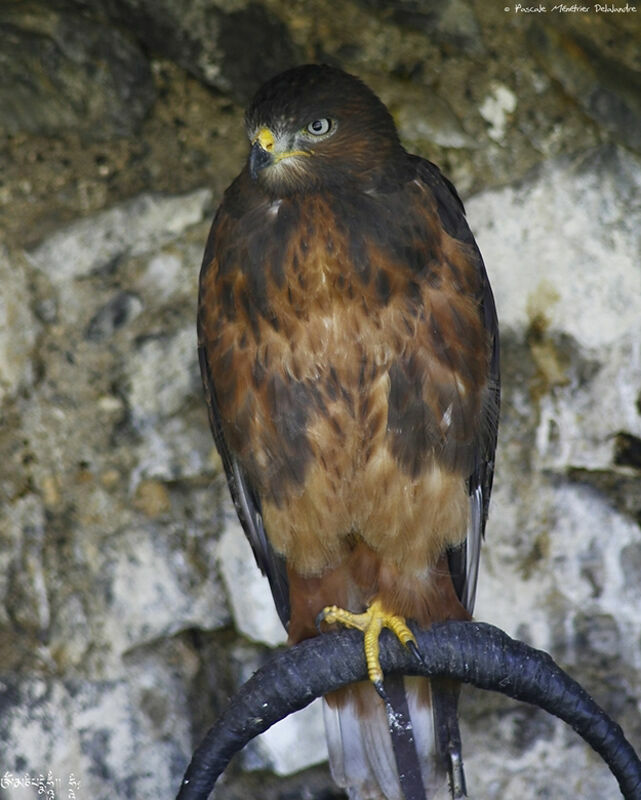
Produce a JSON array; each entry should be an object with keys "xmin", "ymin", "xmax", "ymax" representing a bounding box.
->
[
  {"xmin": 197, "ymin": 218, "xmax": 291, "ymax": 629},
  {"xmin": 414, "ymin": 157, "xmax": 500, "ymax": 614}
]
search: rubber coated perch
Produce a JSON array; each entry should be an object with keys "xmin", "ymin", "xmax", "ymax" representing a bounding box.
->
[{"xmin": 176, "ymin": 621, "xmax": 641, "ymax": 800}]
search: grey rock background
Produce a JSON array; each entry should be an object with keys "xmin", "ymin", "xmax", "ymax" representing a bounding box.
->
[{"xmin": 0, "ymin": 1, "xmax": 640, "ymax": 798}]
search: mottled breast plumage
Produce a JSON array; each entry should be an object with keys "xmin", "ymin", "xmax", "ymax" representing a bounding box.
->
[{"xmin": 199, "ymin": 161, "xmax": 494, "ymax": 580}]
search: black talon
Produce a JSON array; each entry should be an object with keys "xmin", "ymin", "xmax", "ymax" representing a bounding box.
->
[
  {"xmin": 407, "ymin": 639, "xmax": 427, "ymax": 668},
  {"xmin": 315, "ymin": 610, "xmax": 326, "ymax": 633}
]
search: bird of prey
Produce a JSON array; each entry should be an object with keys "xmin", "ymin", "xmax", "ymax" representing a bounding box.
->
[{"xmin": 198, "ymin": 64, "xmax": 500, "ymax": 799}]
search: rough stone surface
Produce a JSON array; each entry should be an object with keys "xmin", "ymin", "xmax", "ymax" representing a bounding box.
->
[
  {"xmin": 0, "ymin": 246, "xmax": 40, "ymax": 404},
  {"xmin": 528, "ymin": 18, "xmax": 641, "ymax": 153},
  {"xmin": 76, "ymin": 0, "xmax": 301, "ymax": 102},
  {"xmin": 248, "ymin": 699, "xmax": 328, "ymax": 777},
  {"xmin": 1, "ymin": 4, "xmax": 640, "ymax": 800},
  {"xmin": 0, "ymin": 186, "xmax": 232, "ymax": 795},
  {"xmin": 0, "ymin": 1, "xmax": 155, "ymax": 139}
]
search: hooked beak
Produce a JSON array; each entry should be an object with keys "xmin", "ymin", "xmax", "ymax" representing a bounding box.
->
[
  {"xmin": 249, "ymin": 127, "xmax": 276, "ymax": 181},
  {"xmin": 248, "ymin": 126, "xmax": 312, "ymax": 181},
  {"xmin": 249, "ymin": 140, "xmax": 274, "ymax": 180}
]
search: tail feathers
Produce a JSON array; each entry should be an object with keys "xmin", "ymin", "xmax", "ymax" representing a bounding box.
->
[
  {"xmin": 324, "ymin": 686, "xmax": 398, "ymax": 799},
  {"xmin": 323, "ymin": 678, "xmax": 447, "ymax": 800}
]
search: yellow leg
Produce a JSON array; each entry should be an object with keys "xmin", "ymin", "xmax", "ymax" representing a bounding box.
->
[{"xmin": 319, "ymin": 598, "xmax": 418, "ymax": 686}]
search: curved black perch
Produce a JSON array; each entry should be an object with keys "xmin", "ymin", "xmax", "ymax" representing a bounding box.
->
[{"xmin": 176, "ymin": 621, "xmax": 641, "ymax": 800}]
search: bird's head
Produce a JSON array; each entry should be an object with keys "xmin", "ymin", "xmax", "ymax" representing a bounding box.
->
[{"xmin": 244, "ymin": 64, "xmax": 404, "ymax": 195}]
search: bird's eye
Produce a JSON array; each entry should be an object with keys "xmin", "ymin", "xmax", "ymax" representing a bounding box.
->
[{"xmin": 306, "ymin": 118, "xmax": 332, "ymax": 136}]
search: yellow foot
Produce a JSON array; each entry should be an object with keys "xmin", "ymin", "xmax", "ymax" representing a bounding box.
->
[{"xmin": 318, "ymin": 598, "xmax": 418, "ymax": 687}]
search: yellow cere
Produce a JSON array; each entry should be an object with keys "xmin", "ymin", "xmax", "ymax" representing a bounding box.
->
[
  {"xmin": 255, "ymin": 127, "xmax": 275, "ymax": 151},
  {"xmin": 253, "ymin": 126, "xmax": 312, "ymax": 163}
]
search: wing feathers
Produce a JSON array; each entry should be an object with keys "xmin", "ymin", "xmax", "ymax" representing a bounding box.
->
[{"xmin": 197, "ymin": 328, "xmax": 291, "ymax": 627}]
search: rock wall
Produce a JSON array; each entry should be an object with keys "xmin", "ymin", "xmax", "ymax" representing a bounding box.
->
[{"xmin": 1, "ymin": 2, "xmax": 640, "ymax": 798}]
